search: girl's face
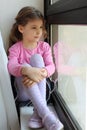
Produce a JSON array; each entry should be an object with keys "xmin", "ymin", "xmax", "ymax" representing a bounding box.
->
[{"xmin": 18, "ymin": 19, "xmax": 43, "ymax": 44}]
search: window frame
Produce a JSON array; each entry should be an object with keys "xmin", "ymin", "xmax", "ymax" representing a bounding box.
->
[
  {"xmin": 44, "ymin": 0, "xmax": 87, "ymax": 24},
  {"xmin": 44, "ymin": 0, "xmax": 86, "ymax": 130}
]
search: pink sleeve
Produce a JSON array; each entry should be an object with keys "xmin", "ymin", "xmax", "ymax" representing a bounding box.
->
[
  {"xmin": 7, "ymin": 45, "xmax": 22, "ymax": 77},
  {"xmin": 43, "ymin": 42, "xmax": 55, "ymax": 77}
]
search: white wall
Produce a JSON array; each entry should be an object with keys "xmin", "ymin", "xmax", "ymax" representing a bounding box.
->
[{"xmin": 0, "ymin": 0, "xmax": 44, "ymax": 50}]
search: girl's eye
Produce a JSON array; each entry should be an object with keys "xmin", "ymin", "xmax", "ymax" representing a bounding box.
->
[
  {"xmin": 40, "ymin": 26, "xmax": 43, "ymax": 29},
  {"xmin": 32, "ymin": 27, "xmax": 36, "ymax": 29},
  {"xmin": 31, "ymin": 26, "xmax": 43, "ymax": 29}
]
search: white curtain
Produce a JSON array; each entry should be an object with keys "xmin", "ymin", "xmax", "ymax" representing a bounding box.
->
[{"xmin": 0, "ymin": 32, "xmax": 20, "ymax": 130}]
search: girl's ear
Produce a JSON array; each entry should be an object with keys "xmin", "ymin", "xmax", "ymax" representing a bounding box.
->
[{"xmin": 18, "ymin": 25, "xmax": 24, "ymax": 33}]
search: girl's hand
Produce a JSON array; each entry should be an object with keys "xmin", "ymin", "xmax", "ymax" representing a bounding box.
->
[
  {"xmin": 41, "ymin": 68, "xmax": 48, "ymax": 78},
  {"xmin": 21, "ymin": 66, "xmax": 47, "ymax": 82},
  {"xmin": 22, "ymin": 76, "xmax": 36, "ymax": 87}
]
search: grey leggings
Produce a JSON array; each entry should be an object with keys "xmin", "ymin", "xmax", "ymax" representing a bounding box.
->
[{"xmin": 15, "ymin": 54, "xmax": 46, "ymax": 103}]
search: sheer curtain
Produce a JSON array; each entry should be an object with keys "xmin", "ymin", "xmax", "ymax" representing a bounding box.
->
[{"xmin": 0, "ymin": 32, "xmax": 20, "ymax": 130}]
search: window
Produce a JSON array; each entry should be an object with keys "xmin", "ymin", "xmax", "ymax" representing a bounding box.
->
[{"xmin": 44, "ymin": 0, "xmax": 87, "ymax": 130}]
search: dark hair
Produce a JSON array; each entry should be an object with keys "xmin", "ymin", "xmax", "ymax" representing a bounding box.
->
[{"xmin": 9, "ymin": 6, "xmax": 47, "ymax": 47}]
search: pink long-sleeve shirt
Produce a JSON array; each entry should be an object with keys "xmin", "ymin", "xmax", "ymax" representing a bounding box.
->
[{"xmin": 7, "ymin": 41, "xmax": 55, "ymax": 77}]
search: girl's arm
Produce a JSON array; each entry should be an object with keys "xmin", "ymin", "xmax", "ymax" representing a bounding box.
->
[
  {"xmin": 8, "ymin": 44, "xmax": 48, "ymax": 81},
  {"xmin": 43, "ymin": 42, "xmax": 55, "ymax": 77},
  {"xmin": 7, "ymin": 45, "xmax": 22, "ymax": 77},
  {"xmin": 21, "ymin": 66, "xmax": 47, "ymax": 82}
]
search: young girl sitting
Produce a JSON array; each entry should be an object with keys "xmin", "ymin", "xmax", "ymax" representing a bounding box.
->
[{"xmin": 7, "ymin": 6, "xmax": 63, "ymax": 130}]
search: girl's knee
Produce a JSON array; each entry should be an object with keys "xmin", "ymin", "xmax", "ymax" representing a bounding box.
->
[
  {"xmin": 30, "ymin": 54, "xmax": 45, "ymax": 67},
  {"xmin": 31, "ymin": 54, "xmax": 43, "ymax": 60}
]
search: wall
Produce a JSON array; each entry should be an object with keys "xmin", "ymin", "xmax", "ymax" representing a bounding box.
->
[{"xmin": 0, "ymin": 0, "xmax": 44, "ymax": 50}]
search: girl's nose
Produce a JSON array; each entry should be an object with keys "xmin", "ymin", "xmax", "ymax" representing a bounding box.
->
[{"xmin": 36, "ymin": 29, "xmax": 41, "ymax": 34}]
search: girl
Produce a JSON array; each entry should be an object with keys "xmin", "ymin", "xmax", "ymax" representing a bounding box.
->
[{"xmin": 7, "ymin": 6, "xmax": 63, "ymax": 130}]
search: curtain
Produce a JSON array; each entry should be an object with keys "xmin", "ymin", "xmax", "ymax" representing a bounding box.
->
[{"xmin": 0, "ymin": 32, "xmax": 20, "ymax": 130}]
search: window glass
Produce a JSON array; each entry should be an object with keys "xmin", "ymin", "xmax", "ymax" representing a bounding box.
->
[{"xmin": 51, "ymin": 25, "xmax": 86, "ymax": 130}]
